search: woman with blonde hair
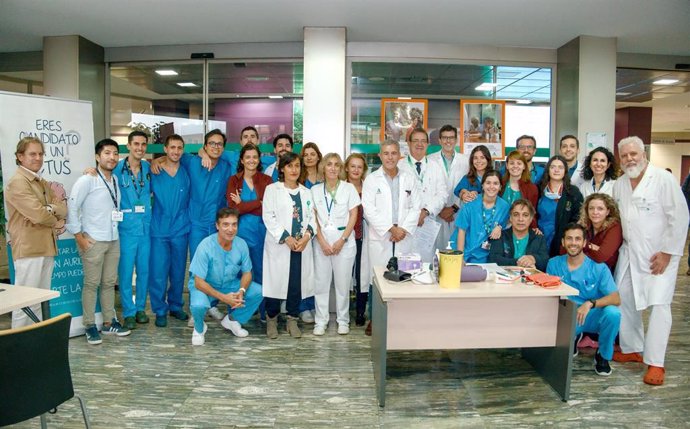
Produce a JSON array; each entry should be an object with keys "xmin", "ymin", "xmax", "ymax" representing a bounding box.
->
[
  {"xmin": 310, "ymin": 153, "xmax": 361, "ymax": 335},
  {"xmin": 345, "ymin": 153, "xmax": 369, "ymax": 326},
  {"xmin": 577, "ymin": 193, "xmax": 623, "ymax": 272}
]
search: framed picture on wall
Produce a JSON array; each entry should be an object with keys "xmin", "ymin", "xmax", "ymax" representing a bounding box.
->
[
  {"xmin": 380, "ymin": 98, "xmax": 428, "ymax": 145},
  {"xmin": 460, "ymin": 100, "xmax": 506, "ymax": 159}
]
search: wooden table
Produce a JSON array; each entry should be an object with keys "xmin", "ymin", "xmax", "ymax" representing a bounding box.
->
[
  {"xmin": 0, "ymin": 284, "xmax": 60, "ymax": 323},
  {"xmin": 371, "ymin": 267, "xmax": 579, "ymax": 407}
]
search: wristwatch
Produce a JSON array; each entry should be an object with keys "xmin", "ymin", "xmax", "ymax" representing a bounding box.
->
[
  {"xmin": 452, "ymin": 204, "xmax": 459, "ymax": 213},
  {"xmin": 589, "ymin": 299, "xmax": 597, "ymax": 308}
]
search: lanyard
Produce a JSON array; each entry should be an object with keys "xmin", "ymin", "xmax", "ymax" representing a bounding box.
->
[
  {"xmin": 124, "ymin": 158, "xmax": 146, "ymax": 199},
  {"xmin": 97, "ymin": 169, "xmax": 118, "ymax": 208},
  {"xmin": 407, "ymin": 155, "xmax": 426, "ymax": 183},
  {"xmin": 481, "ymin": 203, "xmax": 497, "ymax": 235},
  {"xmin": 440, "ymin": 152, "xmax": 454, "ymax": 176},
  {"xmin": 323, "ymin": 180, "xmax": 340, "ymax": 217}
]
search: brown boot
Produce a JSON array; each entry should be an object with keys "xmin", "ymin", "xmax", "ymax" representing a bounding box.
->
[
  {"xmin": 266, "ymin": 315, "xmax": 279, "ymax": 339},
  {"xmin": 286, "ymin": 315, "xmax": 302, "ymax": 338},
  {"xmin": 365, "ymin": 321, "xmax": 372, "ymax": 336}
]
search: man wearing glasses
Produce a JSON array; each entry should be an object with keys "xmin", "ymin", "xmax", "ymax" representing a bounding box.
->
[
  {"xmin": 428, "ymin": 125, "xmax": 469, "ymax": 250},
  {"xmin": 515, "ymin": 135, "xmax": 544, "ymax": 185}
]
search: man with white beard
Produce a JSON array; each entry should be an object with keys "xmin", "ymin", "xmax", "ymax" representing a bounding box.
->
[{"xmin": 612, "ymin": 136, "xmax": 689, "ymax": 385}]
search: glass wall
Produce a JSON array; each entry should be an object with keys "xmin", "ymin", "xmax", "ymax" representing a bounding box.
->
[{"xmin": 350, "ymin": 62, "xmax": 552, "ymax": 165}]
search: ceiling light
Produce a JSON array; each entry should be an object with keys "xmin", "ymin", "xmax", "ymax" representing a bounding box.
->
[
  {"xmin": 245, "ymin": 76, "xmax": 269, "ymax": 81},
  {"xmin": 652, "ymin": 79, "xmax": 679, "ymax": 85},
  {"xmin": 177, "ymin": 82, "xmax": 197, "ymax": 87},
  {"xmin": 268, "ymin": 95, "xmax": 283, "ymax": 99},
  {"xmin": 368, "ymin": 77, "xmax": 385, "ymax": 82},
  {"xmin": 155, "ymin": 69, "xmax": 178, "ymax": 76},
  {"xmin": 397, "ymin": 97, "xmax": 412, "ymax": 100},
  {"xmin": 515, "ymin": 99, "xmax": 532, "ymax": 104},
  {"xmin": 616, "ymin": 92, "xmax": 631, "ymax": 96},
  {"xmin": 475, "ymin": 83, "xmax": 498, "ymax": 91}
]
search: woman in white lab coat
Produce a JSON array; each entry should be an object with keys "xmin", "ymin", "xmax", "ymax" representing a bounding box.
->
[
  {"xmin": 262, "ymin": 152, "xmax": 316, "ymax": 339},
  {"xmin": 311, "ymin": 153, "xmax": 360, "ymax": 336}
]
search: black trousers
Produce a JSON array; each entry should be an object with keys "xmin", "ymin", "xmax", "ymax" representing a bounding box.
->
[
  {"xmin": 353, "ymin": 238, "xmax": 368, "ymax": 317},
  {"xmin": 265, "ymin": 251, "xmax": 302, "ymax": 318}
]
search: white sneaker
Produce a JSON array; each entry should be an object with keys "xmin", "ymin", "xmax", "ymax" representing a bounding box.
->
[
  {"xmin": 337, "ymin": 324, "xmax": 350, "ymax": 335},
  {"xmin": 208, "ymin": 306, "xmax": 224, "ymax": 321},
  {"xmin": 300, "ymin": 310, "xmax": 315, "ymax": 324},
  {"xmin": 192, "ymin": 322, "xmax": 207, "ymax": 346},
  {"xmin": 313, "ymin": 325, "xmax": 326, "ymax": 336},
  {"xmin": 221, "ymin": 315, "xmax": 249, "ymax": 337}
]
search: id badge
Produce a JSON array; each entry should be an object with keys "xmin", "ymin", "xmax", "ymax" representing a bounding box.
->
[
  {"xmin": 481, "ymin": 240, "xmax": 490, "ymax": 250},
  {"xmin": 134, "ymin": 205, "xmax": 145, "ymax": 214},
  {"xmin": 112, "ymin": 210, "xmax": 124, "ymax": 222}
]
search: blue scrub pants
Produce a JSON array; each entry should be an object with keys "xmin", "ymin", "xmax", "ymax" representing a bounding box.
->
[
  {"xmin": 575, "ymin": 305, "xmax": 621, "ymax": 360},
  {"xmin": 189, "ymin": 224, "xmax": 216, "ymax": 259},
  {"xmin": 190, "ymin": 279, "xmax": 263, "ymax": 333},
  {"xmin": 118, "ymin": 234, "xmax": 150, "ymax": 317},
  {"xmin": 149, "ymin": 234, "xmax": 189, "ymax": 316}
]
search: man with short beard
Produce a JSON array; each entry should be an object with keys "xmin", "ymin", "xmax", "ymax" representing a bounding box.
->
[{"xmin": 612, "ymin": 136, "xmax": 689, "ymax": 385}]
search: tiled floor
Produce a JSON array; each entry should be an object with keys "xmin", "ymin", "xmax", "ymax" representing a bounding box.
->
[{"xmin": 3, "ymin": 242, "xmax": 690, "ymax": 428}]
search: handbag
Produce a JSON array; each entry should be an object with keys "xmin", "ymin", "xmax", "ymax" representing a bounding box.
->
[{"xmin": 523, "ymin": 272, "xmax": 561, "ymax": 288}]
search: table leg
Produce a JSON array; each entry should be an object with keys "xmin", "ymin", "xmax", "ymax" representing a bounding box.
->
[
  {"xmin": 522, "ymin": 298, "xmax": 575, "ymax": 401},
  {"xmin": 41, "ymin": 300, "xmax": 52, "ymax": 320},
  {"xmin": 21, "ymin": 307, "xmax": 41, "ymax": 323},
  {"xmin": 371, "ymin": 279, "xmax": 388, "ymax": 407}
]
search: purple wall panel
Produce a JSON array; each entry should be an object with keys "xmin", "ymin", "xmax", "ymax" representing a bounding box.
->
[{"xmin": 213, "ymin": 99, "xmax": 293, "ymax": 143}]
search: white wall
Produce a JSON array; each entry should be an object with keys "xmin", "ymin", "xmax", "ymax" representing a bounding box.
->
[{"xmin": 649, "ymin": 142, "xmax": 689, "ymax": 183}]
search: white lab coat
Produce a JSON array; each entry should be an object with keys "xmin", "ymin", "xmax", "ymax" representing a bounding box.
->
[
  {"xmin": 613, "ymin": 165, "xmax": 689, "ymax": 310},
  {"xmin": 578, "ymin": 178, "xmax": 615, "ymax": 198},
  {"xmin": 262, "ymin": 182, "xmax": 316, "ymax": 300},
  {"xmin": 569, "ymin": 160, "xmax": 585, "ymax": 187},
  {"xmin": 264, "ymin": 162, "xmax": 277, "ymax": 180},
  {"xmin": 362, "ymin": 167, "xmax": 421, "ymax": 271},
  {"xmin": 427, "ymin": 151, "xmax": 469, "ymax": 250}
]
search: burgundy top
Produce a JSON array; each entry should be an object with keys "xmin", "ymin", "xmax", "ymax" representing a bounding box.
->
[
  {"xmin": 354, "ymin": 190, "xmax": 363, "ymax": 240},
  {"xmin": 558, "ymin": 220, "xmax": 622, "ymax": 272},
  {"xmin": 226, "ymin": 171, "xmax": 273, "ymax": 216}
]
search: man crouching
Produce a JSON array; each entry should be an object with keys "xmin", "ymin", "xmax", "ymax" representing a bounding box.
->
[{"xmin": 189, "ymin": 208, "xmax": 262, "ymax": 345}]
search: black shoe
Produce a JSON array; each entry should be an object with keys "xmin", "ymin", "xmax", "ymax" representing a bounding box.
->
[
  {"xmin": 355, "ymin": 314, "xmax": 366, "ymax": 327},
  {"xmin": 155, "ymin": 315, "xmax": 168, "ymax": 327},
  {"xmin": 573, "ymin": 332, "xmax": 583, "ymax": 357},
  {"xmin": 169, "ymin": 310, "xmax": 189, "ymax": 321},
  {"xmin": 594, "ymin": 350, "xmax": 612, "ymax": 376}
]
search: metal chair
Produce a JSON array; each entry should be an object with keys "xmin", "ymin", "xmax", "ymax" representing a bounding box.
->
[{"xmin": 0, "ymin": 313, "xmax": 91, "ymax": 428}]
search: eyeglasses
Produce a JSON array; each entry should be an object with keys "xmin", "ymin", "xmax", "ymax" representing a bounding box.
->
[
  {"xmin": 440, "ymin": 136, "xmax": 457, "ymax": 141},
  {"xmin": 517, "ymin": 145, "xmax": 535, "ymax": 150},
  {"xmin": 206, "ymin": 141, "xmax": 224, "ymax": 148}
]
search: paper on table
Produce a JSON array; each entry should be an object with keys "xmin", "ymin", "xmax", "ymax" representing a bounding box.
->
[{"xmin": 413, "ymin": 216, "xmax": 442, "ymax": 262}]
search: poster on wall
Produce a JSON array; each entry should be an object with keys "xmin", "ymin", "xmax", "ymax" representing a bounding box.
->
[
  {"xmin": 380, "ymin": 98, "xmax": 428, "ymax": 147},
  {"xmin": 460, "ymin": 100, "xmax": 506, "ymax": 159},
  {"xmin": 0, "ymin": 91, "xmax": 96, "ymax": 337}
]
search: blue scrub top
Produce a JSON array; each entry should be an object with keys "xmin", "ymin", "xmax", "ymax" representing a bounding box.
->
[
  {"xmin": 304, "ymin": 178, "xmax": 320, "ymax": 189},
  {"xmin": 180, "ymin": 153, "xmax": 234, "ymax": 229},
  {"xmin": 568, "ymin": 162, "xmax": 578, "ymax": 181},
  {"xmin": 453, "ymin": 174, "xmax": 483, "ymax": 198},
  {"xmin": 237, "ymin": 180, "xmax": 266, "ymax": 247},
  {"xmin": 188, "ymin": 233, "xmax": 252, "ymax": 291},
  {"xmin": 150, "ymin": 166, "xmax": 191, "ymax": 238},
  {"xmin": 531, "ymin": 164, "xmax": 545, "ymax": 185},
  {"xmin": 546, "ymin": 255, "xmax": 617, "ymax": 305},
  {"xmin": 453, "ymin": 197, "xmax": 510, "ymax": 263},
  {"xmin": 113, "ymin": 158, "xmax": 152, "ymax": 236},
  {"xmin": 537, "ymin": 196, "xmax": 558, "ymax": 249}
]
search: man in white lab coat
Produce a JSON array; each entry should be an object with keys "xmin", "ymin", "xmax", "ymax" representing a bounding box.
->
[
  {"xmin": 396, "ymin": 128, "xmax": 448, "ymax": 261},
  {"xmin": 612, "ymin": 136, "xmax": 689, "ymax": 386},
  {"xmin": 427, "ymin": 125, "xmax": 469, "ymax": 250},
  {"xmin": 363, "ymin": 139, "xmax": 421, "ymax": 269}
]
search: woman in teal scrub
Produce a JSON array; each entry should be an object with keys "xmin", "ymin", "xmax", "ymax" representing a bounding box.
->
[{"xmin": 454, "ymin": 170, "xmax": 510, "ymax": 263}]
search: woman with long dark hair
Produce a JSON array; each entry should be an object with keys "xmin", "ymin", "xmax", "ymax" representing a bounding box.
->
[
  {"xmin": 579, "ymin": 146, "xmax": 619, "ymax": 198},
  {"xmin": 453, "ymin": 145, "xmax": 492, "ymax": 204}
]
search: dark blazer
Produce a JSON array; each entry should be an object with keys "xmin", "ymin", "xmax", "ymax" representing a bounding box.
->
[
  {"xmin": 488, "ymin": 229, "xmax": 549, "ymax": 271},
  {"xmin": 542, "ymin": 185, "xmax": 583, "ymax": 257},
  {"xmin": 226, "ymin": 171, "xmax": 273, "ymax": 216}
]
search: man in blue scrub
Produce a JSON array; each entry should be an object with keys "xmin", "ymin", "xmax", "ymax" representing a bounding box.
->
[
  {"xmin": 501, "ymin": 135, "xmax": 544, "ymax": 185},
  {"xmin": 149, "ymin": 134, "xmax": 191, "ymax": 327},
  {"xmin": 189, "ymin": 208, "xmax": 263, "ymax": 346},
  {"xmin": 224, "ymin": 126, "xmax": 275, "ymax": 172},
  {"xmin": 546, "ymin": 223, "xmax": 621, "ymax": 376},
  {"xmin": 264, "ymin": 134, "xmax": 293, "ymax": 182},
  {"xmin": 114, "ymin": 130, "xmax": 152, "ymax": 330}
]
